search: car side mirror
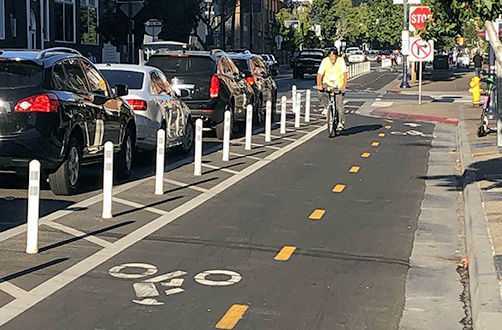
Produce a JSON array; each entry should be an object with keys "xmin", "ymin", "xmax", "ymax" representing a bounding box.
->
[{"xmin": 115, "ymin": 84, "xmax": 129, "ymax": 97}]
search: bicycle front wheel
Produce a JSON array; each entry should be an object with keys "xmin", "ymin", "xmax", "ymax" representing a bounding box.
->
[{"xmin": 327, "ymin": 104, "xmax": 336, "ymax": 138}]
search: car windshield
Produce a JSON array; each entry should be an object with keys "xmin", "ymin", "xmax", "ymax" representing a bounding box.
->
[
  {"xmin": 232, "ymin": 59, "xmax": 250, "ymax": 73},
  {"xmin": 299, "ymin": 51, "xmax": 324, "ymax": 59},
  {"xmin": 0, "ymin": 60, "xmax": 43, "ymax": 89},
  {"xmin": 99, "ymin": 70, "xmax": 144, "ymax": 90},
  {"xmin": 146, "ymin": 56, "xmax": 215, "ymax": 75}
]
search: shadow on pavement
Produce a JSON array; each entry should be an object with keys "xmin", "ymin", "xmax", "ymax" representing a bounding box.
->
[
  {"xmin": 0, "ymin": 258, "xmax": 68, "ymax": 283},
  {"xmin": 340, "ymin": 124, "xmax": 382, "ymax": 136},
  {"xmin": 39, "ymin": 221, "xmax": 136, "ymax": 253}
]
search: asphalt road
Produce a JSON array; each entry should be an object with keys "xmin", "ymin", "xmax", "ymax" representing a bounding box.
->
[{"xmin": 0, "ymin": 65, "xmax": 437, "ymax": 329}]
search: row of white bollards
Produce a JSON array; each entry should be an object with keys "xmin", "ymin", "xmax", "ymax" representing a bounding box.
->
[{"xmin": 25, "ymin": 91, "xmax": 306, "ymax": 254}]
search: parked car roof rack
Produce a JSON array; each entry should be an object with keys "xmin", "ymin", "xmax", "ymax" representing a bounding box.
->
[{"xmin": 38, "ymin": 47, "xmax": 81, "ymax": 59}]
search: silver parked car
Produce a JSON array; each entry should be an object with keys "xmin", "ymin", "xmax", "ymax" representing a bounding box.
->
[{"xmin": 96, "ymin": 64, "xmax": 194, "ymax": 154}]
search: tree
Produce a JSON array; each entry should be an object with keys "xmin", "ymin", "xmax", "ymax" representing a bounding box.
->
[{"xmin": 196, "ymin": 0, "xmax": 237, "ymax": 49}]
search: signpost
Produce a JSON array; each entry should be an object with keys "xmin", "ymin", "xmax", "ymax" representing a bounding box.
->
[
  {"xmin": 116, "ymin": 0, "xmax": 144, "ymax": 63},
  {"xmin": 274, "ymin": 35, "xmax": 283, "ymax": 50},
  {"xmin": 409, "ymin": 37, "xmax": 434, "ymax": 105},
  {"xmin": 409, "ymin": 6, "xmax": 432, "ymax": 31},
  {"xmin": 144, "ymin": 19, "xmax": 163, "ymax": 38}
]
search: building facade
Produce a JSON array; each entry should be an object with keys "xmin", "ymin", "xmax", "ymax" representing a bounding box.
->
[{"xmin": 0, "ymin": 0, "xmax": 103, "ymax": 60}]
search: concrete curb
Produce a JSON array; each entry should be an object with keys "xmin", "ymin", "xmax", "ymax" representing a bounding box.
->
[
  {"xmin": 458, "ymin": 121, "xmax": 502, "ymax": 329},
  {"xmin": 370, "ymin": 109, "xmax": 460, "ymax": 125}
]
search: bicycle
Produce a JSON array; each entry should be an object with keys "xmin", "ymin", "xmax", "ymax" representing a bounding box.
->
[
  {"xmin": 477, "ymin": 72, "xmax": 496, "ymax": 137},
  {"xmin": 316, "ymin": 86, "xmax": 342, "ymax": 138}
]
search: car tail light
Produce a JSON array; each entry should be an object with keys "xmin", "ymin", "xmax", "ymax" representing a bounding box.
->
[
  {"xmin": 126, "ymin": 99, "xmax": 148, "ymax": 111},
  {"xmin": 246, "ymin": 76, "xmax": 255, "ymax": 85},
  {"xmin": 14, "ymin": 93, "xmax": 59, "ymax": 113},
  {"xmin": 210, "ymin": 74, "xmax": 220, "ymax": 98}
]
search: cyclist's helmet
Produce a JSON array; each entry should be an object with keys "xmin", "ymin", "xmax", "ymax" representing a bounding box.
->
[{"xmin": 327, "ymin": 48, "xmax": 339, "ymax": 56}]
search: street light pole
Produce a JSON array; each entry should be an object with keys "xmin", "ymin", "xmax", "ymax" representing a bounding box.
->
[{"xmin": 400, "ymin": 0, "xmax": 410, "ymax": 88}]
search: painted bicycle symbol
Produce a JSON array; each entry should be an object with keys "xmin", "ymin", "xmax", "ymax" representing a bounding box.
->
[{"xmin": 109, "ymin": 263, "xmax": 242, "ymax": 306}]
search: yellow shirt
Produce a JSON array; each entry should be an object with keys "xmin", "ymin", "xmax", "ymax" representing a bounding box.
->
[{"xmin": 317, "ymin": 57, "xmax": 348, "ymax": 88}]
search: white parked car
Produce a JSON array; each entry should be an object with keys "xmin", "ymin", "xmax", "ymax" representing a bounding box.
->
[
  {"xmin": 96, "ymin": 64, "xmax": 194, "ymax": 154},
  {"xmin": 347, "ymin": 50, "xmax": 366, "ymax": 63}
]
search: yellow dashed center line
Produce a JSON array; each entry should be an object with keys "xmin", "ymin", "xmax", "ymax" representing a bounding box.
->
[
  {"xmin": 378, "ymin": 133, "xmax": 386, "ymax": 137},
  {"xmin": 215, "ymin": 304, "xmax": 249, "ymax": 329},
  {"xmin": 361, "ymin": 152, "xmax": 371, "ymax": 158},
  {"xmin": 349, "ymin": 166, "xmax": 360, "ymax": 173},
  {"xmin": 371, "ymin": 141, "xmax": 380, "ymax": 147},
  {"xmin": 332, "ymin": 184, "xmax": 346, "ymax": 193},
  {"xmin": 274, "ymin": 246, "xmax": 297, "ymax": 261},
  {"xmin": 385, "ymin": 125, "xmax": 392, "ymax": 130},
  {"xmin": 309, "ymin": 209, "xmax": 326, "ymax": 220}
]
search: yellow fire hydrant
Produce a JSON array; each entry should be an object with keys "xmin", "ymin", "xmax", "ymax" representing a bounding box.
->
[{"xmin": 469, "ymin": 76, "xmax": 482, "ymax": 106}]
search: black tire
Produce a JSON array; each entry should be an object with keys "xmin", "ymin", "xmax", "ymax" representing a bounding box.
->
[
  {"xmin": 215, "ymin": 104, "xmax": 234, "ymax": 140},
  {"xmin": 293, "ymin": 69, "xmax": 298, "ymax": 79},
  {"xmin": 174, "ymin": 119, "xmax": 194, "ymax": 154},
  {"xmin": 49, "ymin": 136, "xmax": 82, "ymax": 195},
  {"xmin": 327, "ymin": 104, "xmax": 336, "ymax": 138},
  {"xmin": 116, "ymin": 127, "xmax": 134, "ymax": 179}
]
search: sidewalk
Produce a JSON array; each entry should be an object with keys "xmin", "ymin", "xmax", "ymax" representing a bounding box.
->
[{"xmin": 367, "ymin": 66, "xmax": 502, "ymax": 329}]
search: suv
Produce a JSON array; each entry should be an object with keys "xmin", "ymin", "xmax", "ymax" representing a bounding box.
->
[
  {"xmin": 0, "ymin": 48, "xmax": 136, "ymax": 195},
  {"xmin": 228, "ymin": 53, "xmax": 277, "ymax": 124},
  {"xmin": 146, "ymin": 51, "xmax": 255, "ymax": 139},
  {"xmin": 292, "ymin": 49, "xmax": 325, "ymax": 79}
]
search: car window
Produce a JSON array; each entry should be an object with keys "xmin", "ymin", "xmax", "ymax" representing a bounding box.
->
[
  {"xmin": 226, "ymin": 57, "xmax": 240, "ymax": 75},
  {"xmin": 250, "ymin": 57, "xmax": 267, "ymax": 75},
  {"xmin": 81, "ymin": 61, "xmax": 109, "ymax": 97},
  {"xmin": 0, "ymin": 60, "xmax": 43, "ymax": 89},
  {"xmin": 99, "ymin": 69, "xmax": 144, "ymax": 90},
  {"xmin": 147, "ymin": 55, "xmax": 215, "ymax": 75},
  {"xmin": 157, "ymin": 71, "xmax": 176, "ymax": 95},
  {"xmin": 62, "ymin": 59, "xmax": 89, "ymax": 92},
  {"xmin": 51, "ymin": 61, "xmax": 66, "ymax": 90},
  {"xmin": 217, "ymin": 57, "xmax": 234, "ymax": 75},
  {"xmin": 232, "ymin": 59, "xmax": 250, "ymax": 73},
  {"xmin": 150, "ymin": 71, "xmax": 172, "ymax": 95}
]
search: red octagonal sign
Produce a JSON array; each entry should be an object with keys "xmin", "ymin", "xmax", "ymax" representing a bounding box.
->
[{"xmin": 409, "ymin": 6, "xmax": 432, "ymax": 31}]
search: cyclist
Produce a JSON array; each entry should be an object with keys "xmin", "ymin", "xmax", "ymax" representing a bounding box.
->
[{"xmin": 316, "ymin": 48, "xmax": 348, "ymax": 131}]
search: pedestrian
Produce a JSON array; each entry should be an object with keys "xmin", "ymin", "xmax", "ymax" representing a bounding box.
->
[
  {"xmin": 473, "ymin": 52, "xmax": 483, "ymax": 77},
  {"xmin": 87, "ymin": 52, "xmax": 97, "ymax": 64}
]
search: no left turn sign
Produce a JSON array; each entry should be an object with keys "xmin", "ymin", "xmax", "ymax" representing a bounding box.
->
[{"xmin": 409, "ymin": 37, "xmax": 434, "ymax": 62}]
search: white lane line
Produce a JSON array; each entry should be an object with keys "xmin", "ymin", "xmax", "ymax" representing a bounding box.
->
[
  {"xmin": 0, "ymin": 125, "xmax": 326, "ymax": 327},
  {"xmin": 217, "ymin": 151, "xmax": 262, "ymax": 161},
  {"xmin": 163, "ymin": 178, "xmax": 210, "ymax": 194},
  {"xmin": 0, "ymin": 282, "xmax": 27, "ymax": 299},
  {"xmin": 250, "ymin": 143, "xmax": 281, "ymax": 150},
  {"xmin": 285, "ymin": 128, "xmax": 310, "ymax": 133},
  {"xmin": 258, "ymin": 133, "xmax": 296, "ymax": 142},
  {"xmin": 44, "ymin": 222, "xmax": 112, "ymax": 248},
  {"xmin": 0, "ymin": 144, "xmax": 223, "ymax": 243},
  {"xmin": 112, "ymin": 197, "xmax": 169, "ymax": 216},
  {"xmin": 201, "ymin": 163, "xmax": 240, "ymax": 174}
]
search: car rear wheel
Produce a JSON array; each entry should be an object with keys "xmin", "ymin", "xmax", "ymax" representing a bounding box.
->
[
  {"xmin": 49, "ymin": 137, "xmax": 82, "ymax": 195},
  {"xmin": 116, "ymin": 127, "xmax": 133, "ymax": 179},
  {"xmin": 174, "ymin": 120, "xmax": 194, "ymax": 154}
]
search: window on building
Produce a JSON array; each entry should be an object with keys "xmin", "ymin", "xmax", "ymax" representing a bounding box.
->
[
  {"xmin": 80, "ymin": 0, "xmax": 98, "ymax": 45},
  {"xmin": 43, "ymin": 0, "xmax": 50, "ymax": 41},
  {"xmin": 0, "ymin": 0, "xmax": 5, "ymax": 40},
  {"xmin": 55, "ymin": 0, "xmax": 75, "ymax": 42}
]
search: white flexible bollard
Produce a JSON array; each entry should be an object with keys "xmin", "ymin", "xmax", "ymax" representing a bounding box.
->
[
  {"xmin": 265, "ymin": 101, "xmax": 272, "ymax": 142},
  {"xmin": 280, "ymin": 96, "xmax": 287, "ymax": 134},
  {"xmin": 194, "ymin": 119, "xmax": 203, "ymax": 176},
  {"xmin": 305, "ymin": 89, "xmax": 311, "ymax": 123},
  {"xmin": 292, "ymin": 85, "xmax": 297, "ymax": 113},
  {"xmin": 295, "ymin": 93, "xmax": 301, "ymax": 128},
  {"xmin": 102, "ymin": 141, "xmax": 113, "ymax": 219},
  {"xmin": 154, "ymin": 129, "xmax": 165, "ymax": 195},
  {"xmin": 222, "ymin": 111, "xmax": 231, "ymax": 161},
  {"xmin": 26, "ymin": 160, "xmax": 40, "ymax": 254},
  {"xmin": 245, "ymin": 104, "xmax": 253, "ymax": 150}
]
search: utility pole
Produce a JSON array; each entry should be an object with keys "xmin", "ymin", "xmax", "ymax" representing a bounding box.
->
[
  {"xmin": 249, "ymin": 0, "xmax": 253, "ymax": 52},
  {"xmin": 400, "ymin": 0, "xmax": 410, "ymax": 88},
  {"xmin": 221, "ymin": 0, "xmax": 226, "ymax": 50}
]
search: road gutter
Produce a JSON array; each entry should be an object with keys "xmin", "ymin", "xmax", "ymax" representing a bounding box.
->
[{"xmin": 458, "ymin": 121, "xmax": 502, "ymax": 329}]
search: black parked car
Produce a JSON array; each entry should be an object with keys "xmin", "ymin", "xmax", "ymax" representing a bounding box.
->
[
  {"xmin": 146, "ymin": 51, "xmax": 255, "ymax": 139},
  {"xmin": 292, "ymin": 49, "xmax": 325, "ymax": 79},
  {"xmin": 0, "ymin": 48, "xmax": 136, "ymax": 195},
  {"xmin": 228, "ymin": 53, "xmax": 278, "ymax": 124}
]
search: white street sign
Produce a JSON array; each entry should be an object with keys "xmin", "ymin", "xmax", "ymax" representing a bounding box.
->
[
  {"xmin": 274, "ymin": 35, "xmax": 284, "ymax": 50},
  {"xmin": 393, "ymin": 0, "xmax": 421, "ymax": 3},
  {"xmin": 145, "ymin": 19, "xmax": 163, "ymax": 37},
  {"xmin": 401, "ymin": 30, "xmax": 410, "ymax": 55},
  {"xmin": 408, "ymin": 37, "xmax": 434, "ymax": 62}
]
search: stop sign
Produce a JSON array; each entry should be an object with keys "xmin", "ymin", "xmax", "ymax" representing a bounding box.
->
[{"xmin": 409, "ymin": 6, "xmax": 432, "ymax": 31}]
